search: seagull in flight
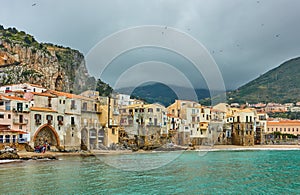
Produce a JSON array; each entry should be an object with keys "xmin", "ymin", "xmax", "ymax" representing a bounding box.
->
[{"xmin": 32, "ymin": 3, "xmax": 37, "ymax": 6}]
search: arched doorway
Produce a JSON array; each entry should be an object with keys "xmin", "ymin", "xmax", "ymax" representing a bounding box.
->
[
  {"xmin": 89, "ymin": 129, "xmax": 97, "ymax": 149},
  {"xmin": 81, "ymin": 128, "xmax": 88, "ymax": 150},
  {"xmin": 98, "ymin": 128, "xmax": 105, "ymax": 145},
  {"xmin": 33, "ymin": 125, "xmax": 60, "ymax": 147}
]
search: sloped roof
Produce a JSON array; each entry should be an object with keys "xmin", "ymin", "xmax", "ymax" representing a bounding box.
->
[
  {"xmin": 0, "ymin": 95, "xmax": 28, "ymax": 101},
  {"xmin": 30, "ymin": 107, "xmax": 57, "ymax": 113}
]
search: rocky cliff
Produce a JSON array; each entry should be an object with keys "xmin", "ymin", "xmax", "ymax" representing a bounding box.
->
[{"xmin": 0, "ymin": 25, "xmax": 98, "ymax": 93}]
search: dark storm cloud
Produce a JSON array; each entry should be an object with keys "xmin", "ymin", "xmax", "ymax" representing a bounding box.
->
[{"xmin": 1, "ymin": 0, "xmax": 300, "ymax": 90}]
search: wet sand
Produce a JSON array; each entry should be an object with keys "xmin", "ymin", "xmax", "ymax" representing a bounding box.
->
[{"xmin": 15, "ymin": 144, "xmax": 300, "ymax": 160}]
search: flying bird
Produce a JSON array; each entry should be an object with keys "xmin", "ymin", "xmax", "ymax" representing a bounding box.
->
[
  {"xmin": 32, "ymin": 3, "xmax": 37, "ymax": 6},
  {"xmin": 275, "ymin": 34, "xmax": 280, "ymax": 37}
]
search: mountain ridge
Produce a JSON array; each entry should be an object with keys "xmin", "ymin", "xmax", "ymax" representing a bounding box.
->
[
  {"xmin": 227, "ymin": 56, "xmax": 300, "ymax": 104},
  {"xmin": 0, "ymin": 25, "xmax": 112, "ymax": 96}
]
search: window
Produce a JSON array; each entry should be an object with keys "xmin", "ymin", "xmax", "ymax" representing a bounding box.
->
[
  {"xmin": 12, "ymin": 135, "xmax": 16, "ymax": 143},
  {"xmin": 0, "ymin": 135, "xmax": 3, "ymax": 143},
  {"xmin": 0, "ymin": 101, "xmax": 3, "ymax": 106},
  {"xmin": 71, "ymin": 100, "xmax": 76, "ymax": 109},
  {"xmin": 46, "ymin": 115, "xmax": 53, "ymax": 124},
  {"xmin": 94, "ymin": 104, "xmax": 97, "ymax": 111},
  {"xmin": 5, "ymin": 102, "xmax": 10, "ymax": 111},
  {"xmin": 5, "ymin": 135, "xmax": 10, "ymax": 143},
  {"xmin": 19, "ymin": 125, "xmax": 22, "ymax": 130},
  {"xmin": 148, "ymin": 108, "xmax": 153, "ymax": 112},
  {"xmin": 0, "ymin": 114, "xmax": 4, "ymax": 119},
  {"xmin": 17, "ymin": 102, "xmax": 23, "ymax": 112},
  {"xmin": 82, "ymin": 102, "xmax": 87, "ymax": 110},
  {"xmin": 35, "ymin": 114, "xmax": 41, "ymax": 125},
  {"xmin": 8, "ymin": 114, "xmax": 11, "ymax": 119},
  {"xmin": 57, "ymin": 115, "xmax": 64, "ymax": 125},
  {"xmin": 71, "ymin": 117, "xmax": 75, "ymax": 125},
  {"xmin": 112, "ymin": 128, "xmax": 115, "ymax": 135},
  {"xmin": 156, "ymin": 108, "xmax": 160, "ymax": 112}
]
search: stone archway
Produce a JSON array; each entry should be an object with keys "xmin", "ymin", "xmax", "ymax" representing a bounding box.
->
[
  {"xmin": 33, "ymin": 124, "xmax": 60, "ymax": 147},
  {"xmin": 89, "ymin": 129, "xmax": 97, "ymax": 150},
  {"xmin": 98, "ymin": 128, "xmax": 105, "ymax": 145},
  {"xmin": 81, "ymin": 128, "xmax": 88, "ymax": 150}
]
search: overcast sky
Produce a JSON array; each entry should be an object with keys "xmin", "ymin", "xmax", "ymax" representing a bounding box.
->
[{"xmin": 1, "ymin": 0, "xmax": 300, "ymax": 91}]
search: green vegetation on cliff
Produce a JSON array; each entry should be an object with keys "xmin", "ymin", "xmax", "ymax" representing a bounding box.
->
[
  {"xmin": 0, "ymin": 25, "xmax": 112, "ymax": 97},
  {"xmin": 228, "ymin": 57, "xmax": 300, "ymax": 104}
]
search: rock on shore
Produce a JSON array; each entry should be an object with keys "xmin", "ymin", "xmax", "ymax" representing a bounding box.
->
[{"xmin": 0, "ymin": 149, "xmax": 19, "ymax": 160}]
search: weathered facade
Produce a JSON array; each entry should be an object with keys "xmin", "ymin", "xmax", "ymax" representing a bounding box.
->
[{"xmin": 232, "ymin": 109, "xmax": 256, "ymax": 146}]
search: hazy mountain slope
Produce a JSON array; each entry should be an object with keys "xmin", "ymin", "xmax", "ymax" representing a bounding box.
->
[
  {"xmin": 117, "ymin": 83, "xmax": 210, "ymax": 106},
  {"xmin": 227, "ymin": 57, "xmax": 300, "ymax": 104}
]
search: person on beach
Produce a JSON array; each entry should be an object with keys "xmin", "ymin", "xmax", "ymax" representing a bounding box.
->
[
  {"xmin": 47, "ymin": 143, "xmax": 50, "ymax": 151},
  {"xmin": 42, "ymin": 144, "xmax": 46, "ymax": 153}
]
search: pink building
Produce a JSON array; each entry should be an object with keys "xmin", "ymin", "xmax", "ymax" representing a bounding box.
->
[{"xmin": 0, "ymin": 94, "xmax": 30, "ymax": 145}]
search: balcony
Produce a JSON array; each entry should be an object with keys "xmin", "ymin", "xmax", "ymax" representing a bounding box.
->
[
  {"xmin": 71, "ymin": 105, "xmax": 77, "ymax": 110},
  {"xmin": 12, "ymin": 107, "xmax": 29, "ymax": 113},
  {"xmin": 35, "ymin": 120, "xmax": 41, "ymax": 126},
  {"xmin": 18, "ymin": 138, "xmax": 28, "ymax": 143},
  {"xmin": 13, "ymin": 119, "xmax": 28, "ymax": 125},
  {"xmin": 113, "ymin": 110, "xmax": 119, "ymax": 115}
]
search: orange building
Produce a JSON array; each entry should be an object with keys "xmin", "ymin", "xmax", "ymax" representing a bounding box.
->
[{"xmin": 267, "ymin": 120, "xmax": 300, "ymax": 136}]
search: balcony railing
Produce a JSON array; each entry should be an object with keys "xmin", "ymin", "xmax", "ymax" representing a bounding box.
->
[
  {"xmin": 35, "ymin": 120, "xmax": 41, "ymax": 126},
  {"xmin": 18, "ymin": 138, "xmax": 28, "ymax": 143},
  {"xmin": 13, "ymin": 119, "xmax": 28, "ymax": 125}
]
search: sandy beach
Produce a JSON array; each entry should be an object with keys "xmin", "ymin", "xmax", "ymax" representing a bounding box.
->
[{"xmin": 14, "ymin": 144, "xmax": 300, "ymax": 159}]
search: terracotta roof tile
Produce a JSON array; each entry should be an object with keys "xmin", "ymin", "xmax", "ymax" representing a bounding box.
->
[
  {"xmin": 47, "ymin": 90, "xmax": 93, "ymax": 100},
  {"xmin": 0, "ymin": 95, "xmax": 28, "ymax": 101},
  {"xmin": 30, "ymin": 107, "xmax": 57, "ymax": 113},
  {"xmin": 31, "ymin": 92, "xmax": 56, "ymax": 97}
]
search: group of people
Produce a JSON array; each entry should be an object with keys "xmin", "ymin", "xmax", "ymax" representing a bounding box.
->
[{"xmin": 34, "ymin": 142, "xmax": 51, "ymax": 153}]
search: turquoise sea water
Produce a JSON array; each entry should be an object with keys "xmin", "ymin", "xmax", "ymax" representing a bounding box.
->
[{"xmin": 0, "ymin": 150, "xmax": 300, "ymax": 194}]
